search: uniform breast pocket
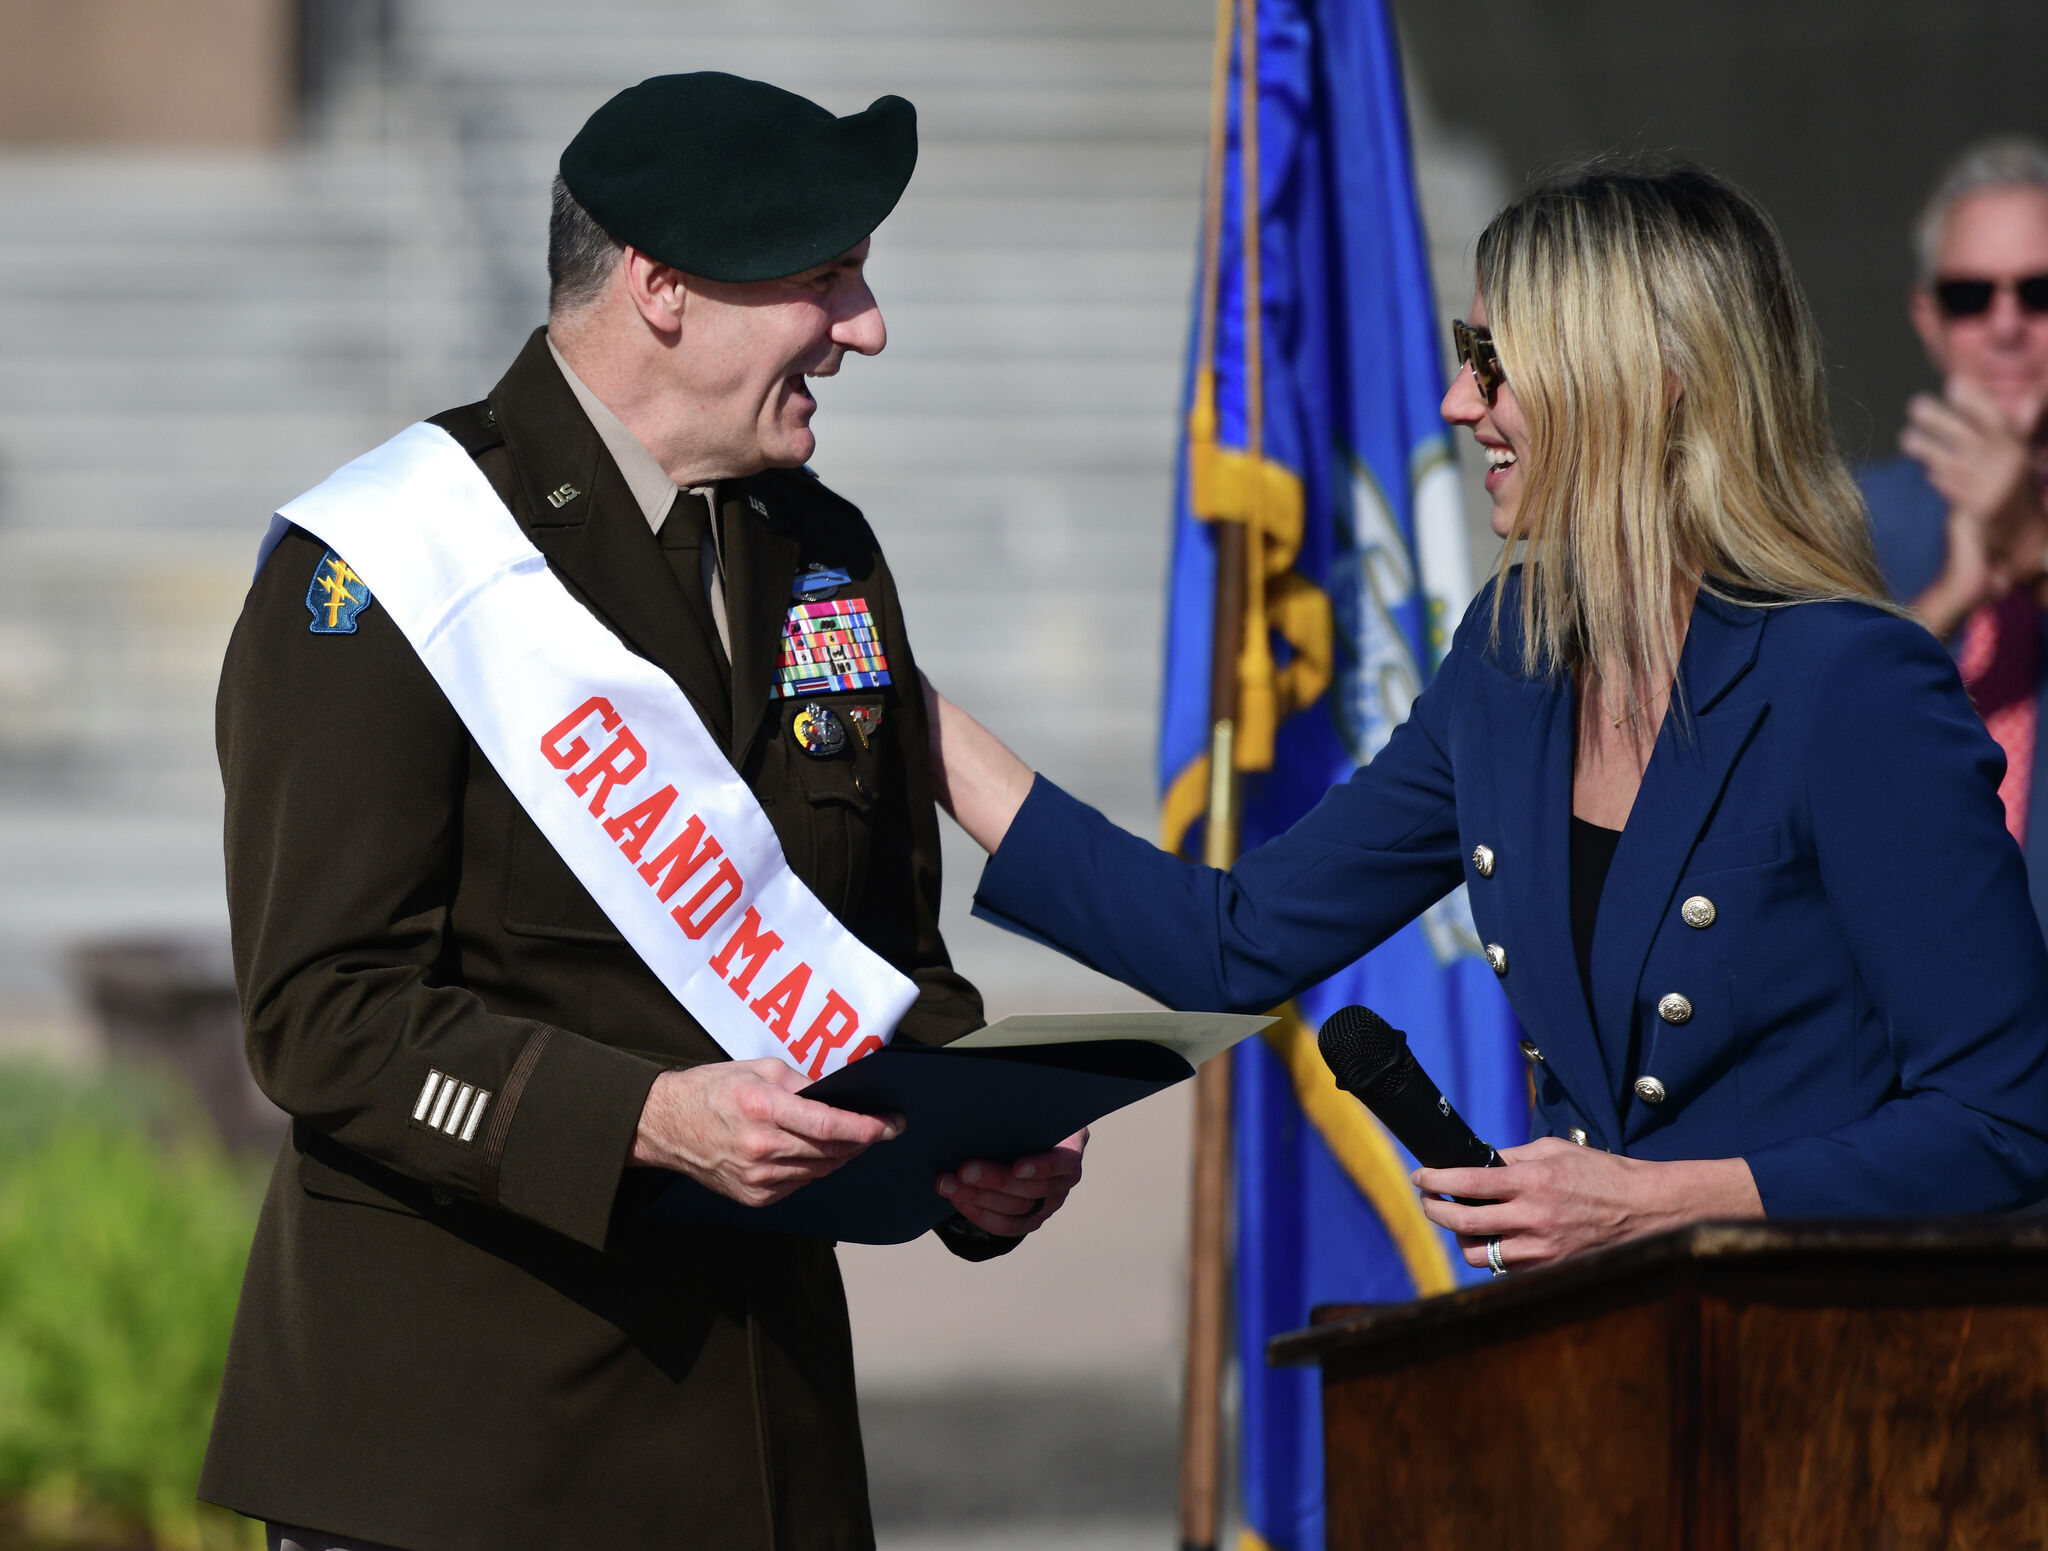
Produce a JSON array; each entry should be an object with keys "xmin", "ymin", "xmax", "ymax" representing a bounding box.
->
[
  {"xmin": 778, "ymin": 696, "xmax": 883, "ymax": 914},
  {"xmin": 501, "ymin": 805, "xmax": 626, "ymax": 943}
]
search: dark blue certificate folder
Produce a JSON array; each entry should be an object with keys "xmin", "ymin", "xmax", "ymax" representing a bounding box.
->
[{"xmin": 644, "ymin": 1038, "xmax": 1195, "ymax": 1244}]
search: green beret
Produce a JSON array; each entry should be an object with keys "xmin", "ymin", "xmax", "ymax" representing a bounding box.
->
[{"xmin": 559, "ymin": 72, "xmax": 917, "ymax": 284}]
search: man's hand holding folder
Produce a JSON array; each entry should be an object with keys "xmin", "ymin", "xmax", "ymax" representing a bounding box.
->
[
  {"xmin": 939, "ymin": 1128, "xmax": 1090, "ymax": 1235},
  {"xmin": 632, "ymin": 1057, "xmax": 907, "ymax": 1207},
  {"xmin": 644, "ymin": 1012, "xmax": 1271, "ymax": 1243}
]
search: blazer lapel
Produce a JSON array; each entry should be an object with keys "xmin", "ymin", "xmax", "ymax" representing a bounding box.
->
[
  {"xmin": 1588, "ymin": 595, "xmax": 1769, "ymax": 1075},
  {"xmin": 1479, "ymin": 656, "xmax": 1625, "ymax": 1147},
  {"xmin": 722, "ymin": 480, "xmax": 801, "ymax": 763},
  {"xmin": 487, "ymin": 330, "xmax": 734, "ymax": 752}
]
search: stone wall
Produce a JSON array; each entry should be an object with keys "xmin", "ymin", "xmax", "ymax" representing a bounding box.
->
[{"xmin": 0, "ymin": 0, "xmax": 292, "ymax": 146}]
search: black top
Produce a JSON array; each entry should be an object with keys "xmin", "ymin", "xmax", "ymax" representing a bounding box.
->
[{"xmin": 1570, "ymin": 815, "xmax": 1623, "ymax": 1006}]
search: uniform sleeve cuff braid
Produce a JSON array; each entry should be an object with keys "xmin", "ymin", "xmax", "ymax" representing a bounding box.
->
[{"xmin": 486, "ymin": 1025, "xmax": 664, "ymax": 1250}]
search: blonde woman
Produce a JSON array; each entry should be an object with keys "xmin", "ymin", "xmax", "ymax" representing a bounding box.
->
[{"xmin": 925, "ymin": 161, "xmax": 2048, "ymax": 1272}]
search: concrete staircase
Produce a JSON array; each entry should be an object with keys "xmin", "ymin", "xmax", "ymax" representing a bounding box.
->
[
  {"xmin": 0, "ymin": 0, "xmax": 1218, "ymax": 1017},
  {"xmin": 0, "ymin": 122, "xmax": 487, "ymax": 1003},
  {"xmin": 0, "ymin": 0, "xmax": 1506, "ymax": 1016}
]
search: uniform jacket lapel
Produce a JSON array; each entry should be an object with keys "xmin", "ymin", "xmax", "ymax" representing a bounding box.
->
[
  {"xmin": 1589, "ymin": 594, "xmax": 1769, "ymax": 1086},
  {"xmin": 486, "ymin": 329, "xmax": 735, "ymax": 753},
  {"xmin": 722, "ymin": 481, "xmax": 801, "ymax": 764}
]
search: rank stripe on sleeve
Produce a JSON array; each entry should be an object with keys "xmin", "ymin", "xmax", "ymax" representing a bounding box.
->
[{"xmin": 412, "ymin": 1069, "xmax": 492, "ymax": 1145}]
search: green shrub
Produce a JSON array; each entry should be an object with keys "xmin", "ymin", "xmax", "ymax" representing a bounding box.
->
[{"xmin": 0, "ymin": 1064, "xmax": 262, "ymax": 1550}]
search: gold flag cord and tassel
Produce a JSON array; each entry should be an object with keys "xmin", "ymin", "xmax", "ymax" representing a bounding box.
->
[{"xmin": 1164, "ymin": 0, "xmax": 1334, "ymax": 860}]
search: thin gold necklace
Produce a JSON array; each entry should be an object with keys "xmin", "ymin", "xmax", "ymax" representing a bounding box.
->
[{"xmin": 1606, "ymin": 677, "xmax": 1675, "ymax": 728}]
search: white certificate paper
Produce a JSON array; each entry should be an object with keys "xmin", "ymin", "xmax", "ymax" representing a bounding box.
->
[{"xmin": 951, "ymin": 1011, "xmax": 1275, "ymax": 1070}]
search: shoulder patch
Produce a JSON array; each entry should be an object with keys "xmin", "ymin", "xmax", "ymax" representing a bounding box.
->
[{"xmin": 306, "ymin": 549, "xmax": 374, "ymax": 634}]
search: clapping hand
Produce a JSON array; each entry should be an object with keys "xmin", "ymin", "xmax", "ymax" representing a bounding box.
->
[{"xmin": 1900, "ymin": 379, "xmax": 2048, "ymax": 633}]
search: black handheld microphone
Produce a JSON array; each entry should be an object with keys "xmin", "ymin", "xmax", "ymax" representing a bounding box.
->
[{"xmin": 1317, "ymin": 1004, "xmax": 1503, "ymax": 1203}]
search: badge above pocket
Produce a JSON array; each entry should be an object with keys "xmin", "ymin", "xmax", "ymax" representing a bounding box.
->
[
  {"xmin": 791, "ymin": 700, "xmax": 849, "ymax": 758},
  {"xmin": 791, "ymin": 564, "xmax": 851, "ymax": 602},
  {"xmin": 843, "ymin": 701, "xmax": 883, "ymax": 748}
]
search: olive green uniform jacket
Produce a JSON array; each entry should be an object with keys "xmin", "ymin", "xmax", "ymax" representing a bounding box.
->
[{"xmin": 199, "ymin": 328, "xmax": 991, "ymax": 1551}]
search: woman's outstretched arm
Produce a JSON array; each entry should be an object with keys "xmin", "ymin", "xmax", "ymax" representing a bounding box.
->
[
  {"xmin": 913, "ymin": 589, "xmax": 1474, "ymax": 1014},
  {"xmin": 918, "ymin": 671, "xmax": 1033, "ymax": 854}
]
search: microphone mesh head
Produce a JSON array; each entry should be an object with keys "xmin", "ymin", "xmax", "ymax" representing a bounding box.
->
[{"xmin": 1317, "ymin": 1004, "xmax": 1407, "ymax": 1095}]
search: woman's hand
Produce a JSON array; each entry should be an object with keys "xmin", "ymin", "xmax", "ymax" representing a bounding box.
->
[
  {"xmin": 1413, "ymin": 1139, "xmax": 1763, "ymax": 1273},
  {"xmin": 920, "ymin": 671, "xmax": 1036, "ymax": 854}
]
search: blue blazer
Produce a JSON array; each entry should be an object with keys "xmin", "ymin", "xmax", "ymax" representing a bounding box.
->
[{"xmin": 974, "ymin": 578, "xmax": 2048, "ymax": 1216}]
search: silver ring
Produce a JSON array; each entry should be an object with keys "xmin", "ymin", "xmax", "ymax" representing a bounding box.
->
[{"xmin": 1486, "ymin": 1236, "xmax": 1507, "ymax": 1276}]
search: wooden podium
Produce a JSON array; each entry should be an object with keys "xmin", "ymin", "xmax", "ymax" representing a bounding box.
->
[{"xmin": 1269, "ymin": 1221, "xmax": 2048, "ymax": 1550}]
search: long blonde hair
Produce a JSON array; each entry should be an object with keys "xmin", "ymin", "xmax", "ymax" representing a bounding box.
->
[{"xmin": 1477, "ymin": 159, "xmax": 1891, "ymax": 698}]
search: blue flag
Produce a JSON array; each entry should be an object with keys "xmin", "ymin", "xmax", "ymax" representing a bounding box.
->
[{"xmin": 1157, "ymin": 4, "xmax": 1527, "ymax": 1548}]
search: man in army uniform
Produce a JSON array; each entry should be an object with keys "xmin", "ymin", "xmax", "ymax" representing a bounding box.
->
[{"xmin": 200, "ymin": 73, "xmax": 1084, "ymax": 1551}]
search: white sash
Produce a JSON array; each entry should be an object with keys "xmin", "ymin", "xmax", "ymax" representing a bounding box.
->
[{"xmin": 258, "ymin": 421, "xmax": 915, "ymax": 1078}]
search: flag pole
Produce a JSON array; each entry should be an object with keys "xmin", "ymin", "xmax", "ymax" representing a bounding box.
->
[
  {"xmin": 1179, "ymin": 527, "xmax": 1244, "ymax": 1551},
  {"xmin": 1178, "ymin": 0, "xmax": 1259, "ymax": 1545}
]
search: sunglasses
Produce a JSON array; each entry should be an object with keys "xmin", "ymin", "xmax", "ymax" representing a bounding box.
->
[
  {"xmin": 1933, "ymin": 274, "xmax": 2048, "ymax": 320},
  {"xmin": 1453, "ymin": 319, "xmax": 1505, "ymax": 405}
]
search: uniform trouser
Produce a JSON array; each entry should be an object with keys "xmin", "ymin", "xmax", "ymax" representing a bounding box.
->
[{"xmin": 268, "ymin": 1525, "xmax": 409, "ymax": 1551}]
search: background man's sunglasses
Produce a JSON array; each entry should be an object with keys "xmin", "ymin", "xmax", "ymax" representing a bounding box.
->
[
  {"xmin": 1452, "ymin": 319, "xmax": 1505, "ymax": 404},
  {"xmin": 1934, "ymin": 274, "xmax": 2048, "ymax": 319}
]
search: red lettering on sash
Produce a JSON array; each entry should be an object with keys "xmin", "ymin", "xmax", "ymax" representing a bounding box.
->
[
  {"xmin": 637, "ymin": 814, "xmax": 722, "ymax": 900},
  {"xmin": 671, "ymin": 859, "xmax": 742, "ymax": 941},
  {"xmin": 540, "ymin": 697, "xmax": 617, "ymax": 770},
  {"xmin": 748, "ymin": 962, "xmax": 813, "ymax": 1039},
  {"xmin": 786, "ymin": 991, "xmax": 859, "ymax": 1079},
  {"xmin": 708, "ymin": 907, "xmax": 784, "ymax": 998},
  {"xmin": 603, "ymin": 784, "xmax": 677, "ymax": 861},
  {"xmin": 540, "ymin": 700, "xmax": 889, "ymax": 1068},
  {"xmin": 565, "ymin": 728, "xmax": 647, "ymax": 816}
]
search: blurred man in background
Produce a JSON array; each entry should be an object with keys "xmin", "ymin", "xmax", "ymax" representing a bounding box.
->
[{"xmin": 1862, "ymin": 137, "xmax": 2048, "ymax": 937}]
